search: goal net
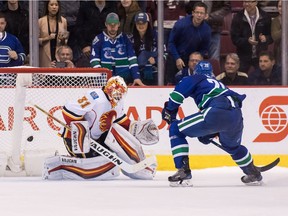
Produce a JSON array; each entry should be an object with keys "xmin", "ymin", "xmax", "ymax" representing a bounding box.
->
[{"xmin": 0, "ymin": 67, "xmax": 112, "ymax": 176}]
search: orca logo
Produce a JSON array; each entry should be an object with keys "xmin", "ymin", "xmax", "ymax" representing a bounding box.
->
[{"xmin": 254, "ymin": 96, "xmax": 288, "ymax": 142}]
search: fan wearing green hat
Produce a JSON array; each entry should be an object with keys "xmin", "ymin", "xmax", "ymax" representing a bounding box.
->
[
  {"xmin": 90, "ymin": 12, "xmax": 145, "ymax": 86},
  {"xmin": 105, "ymin": 12, "xmax": 120, "ymax": 24}
]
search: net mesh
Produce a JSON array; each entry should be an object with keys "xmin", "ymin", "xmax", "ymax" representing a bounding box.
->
[{"xmin": 0, "ymin": 68, "xmax": 111, "ymax": 159}]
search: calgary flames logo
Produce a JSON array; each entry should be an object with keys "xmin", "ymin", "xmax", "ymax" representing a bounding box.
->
[
  {"xmin": 254, "ymin": 96, "xmax": 288, "ymax": 142},
  {"xmin": 99, "ymin": 110, "xmax": 117, "ymax": 132}
]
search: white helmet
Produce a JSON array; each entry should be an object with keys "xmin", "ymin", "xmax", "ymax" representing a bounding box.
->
[{"xmin": 104, "ymin": 76, "xmax": 128, "ymax": 107}]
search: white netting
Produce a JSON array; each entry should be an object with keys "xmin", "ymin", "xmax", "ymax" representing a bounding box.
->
[{"xmin": 0, "ymin": 67, "xmax": 111, "ymax": 174}]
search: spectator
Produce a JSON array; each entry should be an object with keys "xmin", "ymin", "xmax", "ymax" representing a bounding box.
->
[
  {"xmin": 248, "ymin": 51, "xmax": 281, "ymax": 85},
  {"xmin": 216, "ymin": 53, "xmax": 248, "ymax": 85},
  {"xmin": 166, "ymin": 2, "xmax": 211, "ymax": 85},
  {"xmin": 38, "ymin": 0, "xmax": 68, "ymax": 67},
  {"xmin": 0, "ymin": 12, "xmax": 25, "ymax": 67},
  {"xmin": 1, "ymin": 0, "xmax": 29, "ymax": 55},
  {"xmin": 118, "ymin": 0, "xmax": 141, "ymax": 35},
  {"xmin": 0, "ymin": 1, "xmax": 29, "ymax": 11},
  {"xmin": 129, "ymin": 12, "xmax": 162, "ymax": 85},
  {"xmin": 51, "ymin": 45, "xmax": 75, "ymax": 68},
  {"xmin": 230, "ymin": 0, "xmax": 273, "ymax": 73},
  {"xmin": 90, "ymin": 12, "xmax": 145, "ymax": 86},
  {"xmin": 60, "ymin": 0, "xmax": 81, "ymax": 62},
  {"xmin": 40, "ymin": 45, "xmax": 75, "ymax": 86},
  {"xmin": 175, "ymin": 51, "xmax": 203, "ymax": 84},
  {"xmin": 75, "ymin": 0, "xmax": 117, "ymax": 66},
  {"xmin": 185, "ymin": 1, "xmax": 231, "ymax": 61},
  {"xmin": 271, "ymin": 0, "xmax": 282, "ymax": 65}
]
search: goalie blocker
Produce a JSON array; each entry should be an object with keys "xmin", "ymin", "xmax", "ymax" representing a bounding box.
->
[{"xmin": 43, "ymin": 120, "xmax": 158, "ymax": 180}]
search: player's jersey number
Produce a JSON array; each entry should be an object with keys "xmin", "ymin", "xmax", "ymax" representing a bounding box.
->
[
  {"xmin": 207, "ymin": 78, "xmax": 226, "ymax": 89},
  {"xmin": 78, "ymin": 96, "xmax": 91, "ymax": 109}
]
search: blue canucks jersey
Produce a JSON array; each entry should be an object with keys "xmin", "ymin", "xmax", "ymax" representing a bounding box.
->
[
  {"xmin": 90, "ymin": 31, "xmax": 140, "ymax": 80},
  {"xmin": 0, "ymin": 32, "xmax": 25, "ymax": 67},
  {"xmin": 167, "ymin": 75, "xmax": 246, "ymax": 111}
]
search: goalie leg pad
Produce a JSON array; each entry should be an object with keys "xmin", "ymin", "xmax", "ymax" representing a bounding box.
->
[
  {"xmin": 105, "ymin": 123, "xmax": 157, "ymax": 180},
  {"xmin": 43, "ymin": 155, "xmax": 120, "ymax": 180}
]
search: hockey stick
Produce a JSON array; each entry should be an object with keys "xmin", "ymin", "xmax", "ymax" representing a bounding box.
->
[
  {"xmin": 30, "ymin": 102, "xmax": 156, "ymax": 173},
  {"xmin": 32, "ymin": 103, "xmax": 68, "ymax": 128},
  {"xmin": 90, "ymin": 140, "xmax": 156, "ymax": 173},
  {"xmin": 210, "ymin": 140, "xmax": 280, "ymax": 172}
]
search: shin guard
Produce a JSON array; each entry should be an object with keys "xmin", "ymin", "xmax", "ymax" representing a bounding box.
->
[{"xmin": 105, "ymin": 123, "xmax": 157, "ymax": 180}]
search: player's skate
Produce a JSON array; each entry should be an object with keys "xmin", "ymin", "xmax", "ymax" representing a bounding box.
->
[
  {"xmin": 241, "ymin": 162, "xmax": 263, "ymax": 186},
  {"xmin": 168, "ymin": 157, "xmax": 192, "ymax": 187}
]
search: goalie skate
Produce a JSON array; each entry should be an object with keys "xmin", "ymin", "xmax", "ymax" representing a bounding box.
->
[{"xmin": 168, "ymin": 168, "xmax": 193, "ymax": 187}]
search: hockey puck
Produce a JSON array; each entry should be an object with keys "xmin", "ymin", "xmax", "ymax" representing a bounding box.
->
[{"xmin": 27, "ymin": 136, "xmax": 34, "ymax": 142}]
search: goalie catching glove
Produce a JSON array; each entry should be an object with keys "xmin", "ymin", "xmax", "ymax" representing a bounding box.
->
[
  {"xmin": 129, "ymin": 119, "xmax": 159, "ymax": 145},
  {"xmin": 162, "ymin": 101, "xmax": 178, "ymax": 125}
]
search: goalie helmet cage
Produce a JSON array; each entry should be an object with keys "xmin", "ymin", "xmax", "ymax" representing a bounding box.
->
[{"xmin": 0, "ymin": 67, "xmax": 112, "ymax": 176}]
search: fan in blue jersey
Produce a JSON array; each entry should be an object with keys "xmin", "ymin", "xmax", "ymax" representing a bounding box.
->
[
  {"xmin": 0, "ymin": 12, "xmax": 26, "ymax": 67},
  {"xmin": 90, "ymin": 12, "xmax": 145, "ymax": 86},
  {"xmin": 162, "ymin": 61, "xmax": 262, "ymax": 187}
]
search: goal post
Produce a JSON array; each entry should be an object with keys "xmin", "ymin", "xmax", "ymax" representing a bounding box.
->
[{"xmin": 0, "ymin": 67, "xmax": 112, "ymax": 176}]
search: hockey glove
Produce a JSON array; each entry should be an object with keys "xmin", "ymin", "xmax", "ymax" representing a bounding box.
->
[
  {"xmin": 198, "ymin": 133, "xmax": 219, "ymax": 145},
  {"xmin": 162, "ymin": 101, "xmax": 177, "ymax": 125}
]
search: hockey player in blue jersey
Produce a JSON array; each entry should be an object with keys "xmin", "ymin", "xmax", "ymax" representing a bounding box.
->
[{"xmin": 162, "ymin": 61, "xmax": 262, "ymax": 187}]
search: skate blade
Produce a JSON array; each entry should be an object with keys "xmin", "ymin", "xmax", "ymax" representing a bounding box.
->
[
  {"xmin": 244, "ymin": 180, "xmax": 263, "ymax": 186},
  {"xmin": 169, "ymin": 179, "xmax": 193, "ymax": 187}
]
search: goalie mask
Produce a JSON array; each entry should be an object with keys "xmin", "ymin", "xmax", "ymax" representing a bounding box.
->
[{"xmin": 104, "ymin": 76, "xmax": 128, "ymax": 107}]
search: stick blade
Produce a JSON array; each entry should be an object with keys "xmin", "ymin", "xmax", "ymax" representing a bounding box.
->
[
  {"xmin": 130, "ymin": 155, "xmax": 157, "ymax": 173},
  {"xmin": 256, "ymin": 157, "xmax": 280, "ymax": 172}
]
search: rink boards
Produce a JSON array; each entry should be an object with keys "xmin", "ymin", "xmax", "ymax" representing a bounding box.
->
[{"xmin": 0, "ymin": 86, "xmax": 287, "ymax": 170}]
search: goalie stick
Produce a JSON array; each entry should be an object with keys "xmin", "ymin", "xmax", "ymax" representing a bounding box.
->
[
  {"xmin": 89, "ymin": 140, "xmax": 156, "ymax": 173},
  {"xmin": 210, "ymin": 140, "xmax": 280, "ymax": 172},
  {"xmin": 30, "ymin": 102, "xmax": 156, "ymax": 174}
]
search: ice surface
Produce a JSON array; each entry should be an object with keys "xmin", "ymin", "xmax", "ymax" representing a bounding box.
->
[{"xmin": 0, "ymin": 167, "xmax": 287, "ymax": 216}]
